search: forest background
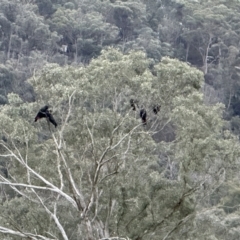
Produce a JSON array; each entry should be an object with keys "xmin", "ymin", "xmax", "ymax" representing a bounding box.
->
[{"xmin": 1, "ymin": 0, "xmax": 240, "ymax": 239}]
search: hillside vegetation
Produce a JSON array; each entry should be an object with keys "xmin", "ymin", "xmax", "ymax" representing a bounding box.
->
[{"xmin": 1, "ymin": 0, "xmax": 240, "ymax": 239}]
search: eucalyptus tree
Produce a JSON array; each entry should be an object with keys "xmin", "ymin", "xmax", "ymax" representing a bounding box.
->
[{"xmin": 0, "ymin": 48, "xmax": 238, "ymax": 240}]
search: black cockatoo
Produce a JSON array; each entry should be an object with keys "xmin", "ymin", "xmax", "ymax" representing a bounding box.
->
[
  {"xmin": 130, "ymin": 99, "xmax": 136, "ymax": 111},
  {"xmin": 140, "ymin": 107, "xmax": 147, "ymax": 125},
  {"xmin": 35, "ymin": 105, "xmax": 57, "ymax": 127},
  {"xmin": 130, "ymin": 99, "xmax": 139, "ymax": 111},
  {"xmin": 153, "ymin": 105, "xmax": 161, "ymax": 114},
  {"xmin": 47, "ymin": 110, "xmax": 57, "ymax": 128},
  {"xmin": 35, "ymin": 105, "xmax": 49, "ymax": 121}
]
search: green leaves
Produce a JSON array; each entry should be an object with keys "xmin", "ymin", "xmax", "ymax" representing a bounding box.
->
[{"xmin": 0, "ymin": 48, "xmax": 239, "ymax": 240}]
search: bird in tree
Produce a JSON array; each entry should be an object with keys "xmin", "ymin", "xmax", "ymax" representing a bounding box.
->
[
  {"xmin": 47, "ymin": 110, "xmax": 57, "ymax": 128},
  {"xmin": 140, "ymin": 106, "xmax": 147, "ymax": 125},
  {"xmin": 34, "ymin": 105, "xmax": 57, "ymax": 128},
  {"xmin": 35, "ymin": 105, "xmax": 49, "ymax": 122},
  {"xmin": 130, "ymin": 99, "xmax": 138, "ymax": 111},
  {"xmin": 153, "ymin": 105, "xmax": 161, "ymax": 114}
]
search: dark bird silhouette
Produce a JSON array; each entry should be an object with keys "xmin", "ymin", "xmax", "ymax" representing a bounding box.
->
[
  {"xmin": 153, "ymin": 105, "xmax": 161, "ymax": 114},
  {"xmin": 35, "ymin": 105, "xmax": 49, "ymax": 122},
  {"xmin": 34, "ymin": 105, "xmax": 57, "ymax": 128},
  {"xmin": 47, "ymin": 110, "xmax": 57, "ymax": 128},
  {"xmin": 130, "ymin": 99, "xmax": 138, "ymax": 111},
  {"xmin": 140, "ymin": 107, "xmax": 147, "ymax": 125}
]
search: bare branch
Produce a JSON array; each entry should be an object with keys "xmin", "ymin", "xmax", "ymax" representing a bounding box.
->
[
  {"xmin": 86, "ymin": 119, "xmax": 96, "ymax": 158},
  {"xmin": 50, "ymin": 92, "xmax": 86, "ymax": 211},
  {"xmin": 33, "ymin": 190, "xmax": 69, "ymax": 240},
  {"xmin": 99, "ymin": 171, "xmax": 118, "ymax": 183},
  {"xmin": 0, "ymin": 226, "xmax": 55, "ymax": 240},
  {"xmin": 0, "ymin": 176, "xmax": 37, "ymax": 202},
  {"xmin": 0, "ymin": 144, "xmax": 78, "ymax": 209},
  {"xmin": 92, "ymin": 189, "xmax": 103, "ymax": 222},
  {"xmin": 59, "ymin": 150, "xmax": 86, "ymax": 210},
  {"xmin": 162, "ymin": 214, "xmax": 193, "ymax": 240},
  {"xmin": 110, "ymin": 123, "xmax": 142, "ymax": 150},
  {"xmin": 0, "ymin": 181, "xmax": 72, "ymax": 196},
  {"xmin": 100, "ymin": 154, "xmax": 120, "ymax": 166}
]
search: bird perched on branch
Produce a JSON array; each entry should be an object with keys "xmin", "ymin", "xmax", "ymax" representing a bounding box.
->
[
  {"xmin": 47, "ymin": 110, "xmax": 58, "ymax": 128},
  {"xmin": 35, "ymin": 105, "xmax": 49, "ymax": 121},
  {"xmin": 34, "ymin": 105, "xmax": 57, "ymax": 128},
  {"xmin": 140, "ymin": 107, "xmax": 147, "ymax": 125},
  {"xmin": 130, "ymin": 99, "xmax": 138, "ymax": 111},
  {"xmin": 153, "ymin": 104, "xmax": 161, "ymax": 114}
]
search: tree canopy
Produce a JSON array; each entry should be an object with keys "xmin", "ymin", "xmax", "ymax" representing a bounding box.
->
[
  {"xmin": 0, "ymin": 48, "xmax": 239, "ymax": 240},
  {"xmin": 1, "ymin": 0, "xmax": 240, "ymax": 239}
]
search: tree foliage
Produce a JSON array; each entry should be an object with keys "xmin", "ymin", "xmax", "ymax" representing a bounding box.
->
[
  {"xmin": 0, "ymin": 49, "xmax": 238, "ymax": 240},
  {"xmin": 0, "ymin": 0, "xmax": 240, "ymax": 239}
]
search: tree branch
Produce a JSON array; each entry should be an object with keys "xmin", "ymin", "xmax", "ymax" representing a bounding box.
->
[
  {"xmin": 0, "ymin": 144, "xmax": 78, "ymax": 209},
  {"xmin": 0, "ymin": 226, "xmax": 55, "ymax": 240}
]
